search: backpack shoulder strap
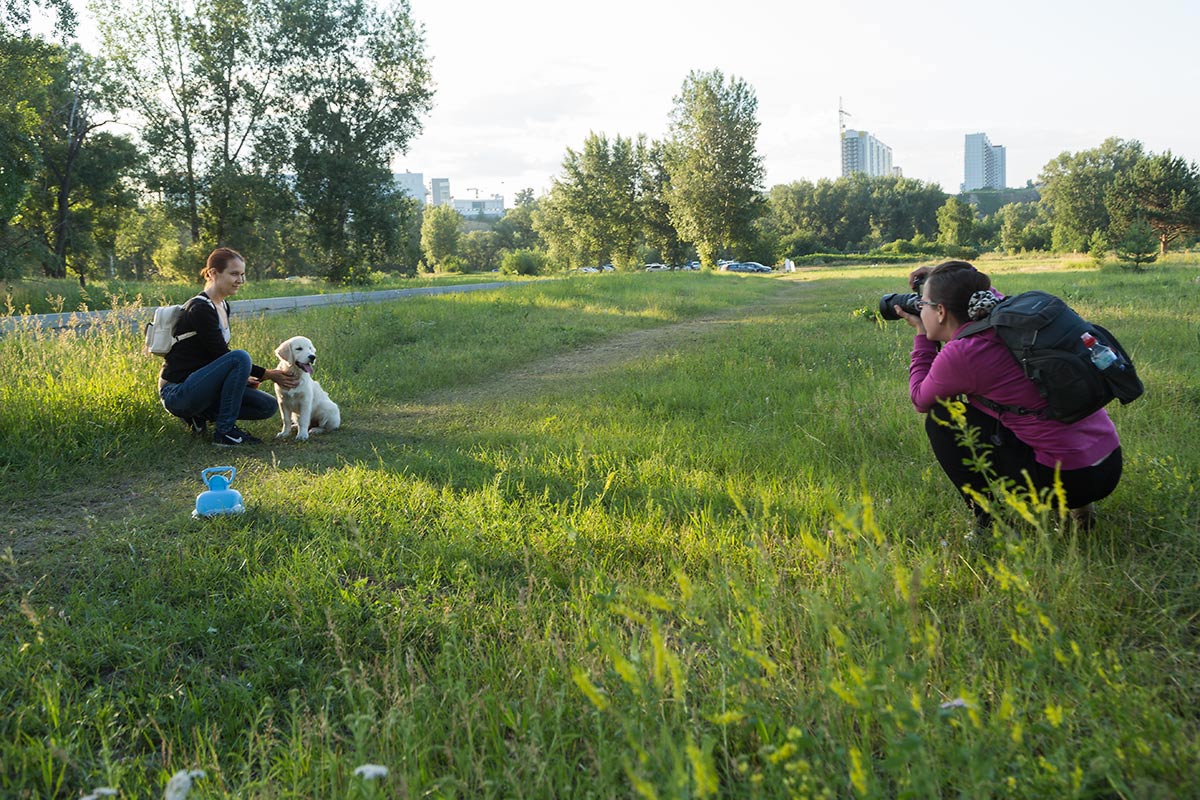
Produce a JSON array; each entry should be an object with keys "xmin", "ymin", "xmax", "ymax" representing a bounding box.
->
[{"xmin": 954, "ymin": 318, "xmax": 993, "ymax": 340}]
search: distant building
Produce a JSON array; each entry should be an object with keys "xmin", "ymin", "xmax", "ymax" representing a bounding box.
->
[
  {"xmin": 392, "ymin": 171, "xmax": 425, "ymax": 206},
  {"xmin": 841, "ymin": 129, "xmax": 894, "ymax": 178},
  {"xmin": 430, "ymin": 178, "xmax": 451, "ymax": 206},
  {"xmin": 963, "ymin": 132, "xmax": 1006, "ymax": 191},
  {"xmin": 453, "ymin": 195, "xmax": 504, "ymax": 218}
]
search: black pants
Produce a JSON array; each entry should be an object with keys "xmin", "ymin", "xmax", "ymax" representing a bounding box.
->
[{"xmin": 925, "ymin": 402, "xmax": 1122, "ymax": 523}]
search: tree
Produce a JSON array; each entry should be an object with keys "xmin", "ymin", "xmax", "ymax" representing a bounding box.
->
[
  {"xmin": 21, "ymin": 47, "xmax": 128, "ymax": 282},
  {"xmin": 420, "ymin": 203, "xmax": 461, "ymax": 269},
  {"xmin": 640, "ymin": 140, "xmax": 686, "ymax": 265},
  {"xmin": 1106, "ymin": 151, "xmax": 1200, "ymax": 255},
  {"xmin": 936, "ymin": 197, "xmax": 974, "ymax": 248},
  {"xmin": 549, "ymin": 132, "xmax": 646, "ymax": 269},
  {"xmin": 460, "ymin": 229, "xmax": 501, "ymax": 272},
  {"xmin": 494, "ymin": 201, "xmax": 539, "ymax": 252},
  {"xmin": 0, "ymin": 35, "xmax": 54, "ymax": 275},
  {"xmin": 95, "ymin": 0, "xmax": 207, "ymax": 242},
  {"xmin": 995, "ymin": 202, "xmax": 1050, "ymax": 254},
  {"xmin": 1038, "ymin": 138, "xmax": 1143, "ymax": 253},
  {"xmin": 664, "ymin": 69, "xmax": 764, "ymax": 268},
  {"xmin": 1115, "ymin": 219, "xmax": 1158, "ymax": 271},
  {"xmin": 278, "ymin": 0, "xmax": 433, "ymax": 281},
  {"xmin": 513, "ymin": 187, "xmax": 535, "ymax": 207}
]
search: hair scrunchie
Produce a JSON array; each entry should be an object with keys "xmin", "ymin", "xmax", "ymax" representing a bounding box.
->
[{"xmin": 967, "ymin": 290, "xmax": 998, "ymax": 321}]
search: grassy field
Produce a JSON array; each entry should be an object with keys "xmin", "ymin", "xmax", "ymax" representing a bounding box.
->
[
  {"xmin": 1, "ymin": 271, "xmax": 532, "ymax": 317},
  {"xmin": 1, "ymin": 259, "xmax": 1197, "ymax": 798}
]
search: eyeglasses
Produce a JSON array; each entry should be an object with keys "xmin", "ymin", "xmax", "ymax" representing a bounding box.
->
[{"xmin": 915, "ymin": 299, "xmax": 940, "ymax": 311}]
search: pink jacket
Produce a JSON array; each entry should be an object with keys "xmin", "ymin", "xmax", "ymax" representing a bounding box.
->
[{"xmin": 909, "ymin": 328, "xmax": 1119, "ymax": 470}]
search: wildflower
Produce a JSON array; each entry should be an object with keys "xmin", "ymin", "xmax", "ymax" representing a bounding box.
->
[
  {"xmin": 163, "ymin": 770, "xmax": 206, "ymax": 800},
  {"xmin": 81, "ymin": 789, "xmax": 118, "ymax": 799},
  {"xmin": 940, "ymin": 697, "xmax": 968, "ymax": 710},
  {"xmin": 353, "ymin": 764, "xmax": 389, "ymax": 781}
]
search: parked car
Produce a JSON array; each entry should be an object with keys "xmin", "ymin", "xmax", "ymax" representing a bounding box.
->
[
  {"xmin": 578, "ymin": 266, "xmax": 599, "ymax": 273},
  {"xmin": 601, "ymin": 264, "xmax": 615, "ymax": 272},
  {"xmin": 740, "ymin": 261, "xmax": 772, "ymax": 273},
  {"xmin": 644, "ymin": 263, "xmax": 669, "ymax": 271}
]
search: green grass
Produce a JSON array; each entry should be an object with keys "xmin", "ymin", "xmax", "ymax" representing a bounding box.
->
[
  {"xmin": 1, "ymin": 263, "xmax": 1197, "ymax": 798},
  {"xmin": 1, "ymin": 271, "xmax": 533, "ymax": 317}
]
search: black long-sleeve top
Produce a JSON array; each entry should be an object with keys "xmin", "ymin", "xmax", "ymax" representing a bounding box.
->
[{"xmin": 159, "ymin": 291, "xmax": 267, "ymax": 384}]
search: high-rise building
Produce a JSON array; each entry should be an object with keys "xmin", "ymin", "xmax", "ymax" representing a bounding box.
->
[
  {"xmin": 963, "ymin": 133, "xmax": 1006, "ymax": 191},
  {"xmin": 430, "ymin": 178, "xmax": 451, "ymax": 206},
  {"xmin": 392, "ymin": 171, "xmax": 425, "ymax": 206},
  {"xmin": 841, "ymin": 129, "xmax": 893, "ymax": 178}
]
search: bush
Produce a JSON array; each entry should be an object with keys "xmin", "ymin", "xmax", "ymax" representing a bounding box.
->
[
  {"xmin": 436, "ymin": 256, "xmax": 465, "ymax": 274},
  {"xmin": 500, "ymin": 249, "xmax": 545, "ymax": 276}
]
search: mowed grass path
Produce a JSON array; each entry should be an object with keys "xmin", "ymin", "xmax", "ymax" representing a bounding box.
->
[{"xmin": 1, "ymin": 262, "xmax": 1198, "ymax": 798}]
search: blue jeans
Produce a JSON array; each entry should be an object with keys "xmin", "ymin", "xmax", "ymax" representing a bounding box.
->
[{"xmin": 159, "ymin": 350, "xmax": 278, "ymax": 432}]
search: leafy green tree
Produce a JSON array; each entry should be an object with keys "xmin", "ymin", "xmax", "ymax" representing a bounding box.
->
[
  {"xmin": 936, "ymin": 196, "xmax": 974, "ymax": 248},
  {"xmin": 640, "ymin": 140, "xmax": 686, "ymax": 265},
  {"xmin": 1038, "ymin": 138, "xmax": 1143, "ymax": 253},
  {"xmin": 530, "ymin": 192, "xmax": 572, "ymax": 268},
  {"xmin": 995, "ymin": 202, "xmax": 1050, "ymax": 254},
  {"xmin": 3, "ymin": 0, "xmax": 75, "ymax": 35},
  {"xmin": 513, "ymin": 187, "xmax": 535, "ymax": 207},
  {"xmin": 1088, "ymin": 229, "xmax": 1109, "ymax": 266},
  {"xmin": 494, "ymin": 200, "xmax": 539, "ymax": 252},
  {"xmin": 1115, "ymin": 218, "xmax": 1159, "ymax": 271},
  {"xmin": 420, "ymin": 203, "xmax": 461, "ymax": 269},
  {"xmin": 1106, "ymin": 151, "xmax": 1200, "ymax": 255},
  {"xmin": 18, "ymin": 47, "xmax": 131, "ymax": 282},
  {"xmin": 664, "ymin": 69, "xmax": 764, "ymax": 268},
  {"xmin": 460, "ymin": 229, "xmax": 501, "ymax": 272},
  {"xmin": 549, "ymin": 132, "xmax": 646, "ymax": 269},
  {"xmin": 278, "ymin": 0, "xmax": 432, "ymax": 281},
  {"xmin": 114, "ymin": 202, "xmax": 181, "ymax": 280}
]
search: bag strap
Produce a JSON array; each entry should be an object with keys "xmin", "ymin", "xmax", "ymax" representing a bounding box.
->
[{"xmin": 173, "ymin": 293, "xmax": 214, "ymax": 344}]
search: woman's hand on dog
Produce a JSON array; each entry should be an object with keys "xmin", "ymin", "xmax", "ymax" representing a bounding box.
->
[{"xmin": 262, "ymin": 368, "xmax": 299, "ymax": 389}]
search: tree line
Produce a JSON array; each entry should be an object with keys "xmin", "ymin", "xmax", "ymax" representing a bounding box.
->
[{"xmin": 4, "ymin": 2, "xmax": 1199, "ymax": 286}]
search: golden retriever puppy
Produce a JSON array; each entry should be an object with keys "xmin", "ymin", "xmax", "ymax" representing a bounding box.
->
[{"xmin": 273, "ymin": 335, "xmax": 341, "ymax": 441}]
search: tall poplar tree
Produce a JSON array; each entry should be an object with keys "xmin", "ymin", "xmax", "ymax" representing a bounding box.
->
[{"xmin": 664, "ymin": 69, "xmax": 764, "ymax": 269}]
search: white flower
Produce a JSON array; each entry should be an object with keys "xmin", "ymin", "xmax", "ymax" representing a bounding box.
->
[
  {"xmin": 81, "ymin": 789, "xmax": 118, "ymax": 800},
  {"xmin": 163, "ymin": 769, "xmax": 206, "ymax": 800},
  {"xmin": 206, "ymin": 627, "xmax": 217, "ymax": 634},
  {"xmin": 940, "ymin": 697, "xmax": 968, "ymax": 710},
  {"xmin": 353, "ymin": 764, "xmax": 389, "ymax": 781}
]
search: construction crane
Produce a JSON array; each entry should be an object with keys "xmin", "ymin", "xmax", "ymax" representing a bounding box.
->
[
  {"xmin": 465, "ymin": 187, "xmax": 480, "ymax": 199},
  {"xmin": 838, "ymin": 97, "xmax": 851, "ymax": 135}
]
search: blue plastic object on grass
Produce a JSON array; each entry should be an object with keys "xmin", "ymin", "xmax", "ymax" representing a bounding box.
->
[{"xmin": 194, "ymin": 466, "xmax": 245, "ymax": 518}]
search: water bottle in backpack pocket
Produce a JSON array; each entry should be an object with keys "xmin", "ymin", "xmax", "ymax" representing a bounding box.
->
[{"xmin": 955, "ymin": 291, "xmax": 1144, "ymax": 424}]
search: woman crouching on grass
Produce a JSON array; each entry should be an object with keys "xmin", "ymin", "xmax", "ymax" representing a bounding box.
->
[
  {"xmin": 158, "ymin": 247, "xmax": 297, "ymax": 447},
  {"xmin": 894, "ymin": 260, "xmax": 1122, "ymax": 536}
]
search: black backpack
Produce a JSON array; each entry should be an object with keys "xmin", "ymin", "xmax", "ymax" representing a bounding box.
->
[{"xmin": 954, "ymin": 291, "xmax": 1144, "ymax": 424}]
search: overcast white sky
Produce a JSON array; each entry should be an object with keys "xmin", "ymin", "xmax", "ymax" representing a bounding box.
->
[
  {"xmin": 401, "ymin": 0, "xmax": 1200, "ymax": 206},
  {"xmin": 54, "ymin": 0, "xmax": 1200, "ymax": 207}
]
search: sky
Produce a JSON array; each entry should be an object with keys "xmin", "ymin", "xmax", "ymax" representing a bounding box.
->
[
  {"xmin": 51, "ymin": 0, "xmax": 1200, "ymax": 209},
  {"xmin": 399, "ymin": 0, "xmax": 1200, "ymax": 207}
]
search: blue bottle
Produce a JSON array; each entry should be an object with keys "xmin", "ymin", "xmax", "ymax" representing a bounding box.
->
[{"xmin": 194, "ymin": 466, "xmax": 245, "ymax": 518}]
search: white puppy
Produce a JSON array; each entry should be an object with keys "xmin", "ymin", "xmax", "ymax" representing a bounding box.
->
[{"xmin": 273, "ymin": 335, "xmax": 341, "ymax": 441}]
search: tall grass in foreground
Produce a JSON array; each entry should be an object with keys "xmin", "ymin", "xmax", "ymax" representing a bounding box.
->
[{"xmin": 1, "ymin": 263, "xmax": 1197, "ymax": 797}]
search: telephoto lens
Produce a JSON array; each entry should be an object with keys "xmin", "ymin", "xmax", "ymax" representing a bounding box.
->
[{"xmin": 878, "ymin": 292, "xmax": 920, "ymax": 320}]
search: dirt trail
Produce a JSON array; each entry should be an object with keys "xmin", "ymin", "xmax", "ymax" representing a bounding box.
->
[{"xmin": 414, "ymin": 278, "xmax": 806, "ymax": 409}]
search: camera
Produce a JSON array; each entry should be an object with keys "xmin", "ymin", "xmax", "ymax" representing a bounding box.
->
[{"xmin": 878, "ymin": 274, "xmax": 925, "ymax": 320}]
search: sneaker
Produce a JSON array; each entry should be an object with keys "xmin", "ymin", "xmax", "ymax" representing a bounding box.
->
[
  {"xmin": 184, "ymin": 415, "xmax": 208, "ymax": 436},
  {"xmin": 1068, "ymin": 504, "xmax": 1096, "ymax": 531},
  {"xmin": 212, "ymin": 426, "xmax": 262, "ymax": 447}
]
